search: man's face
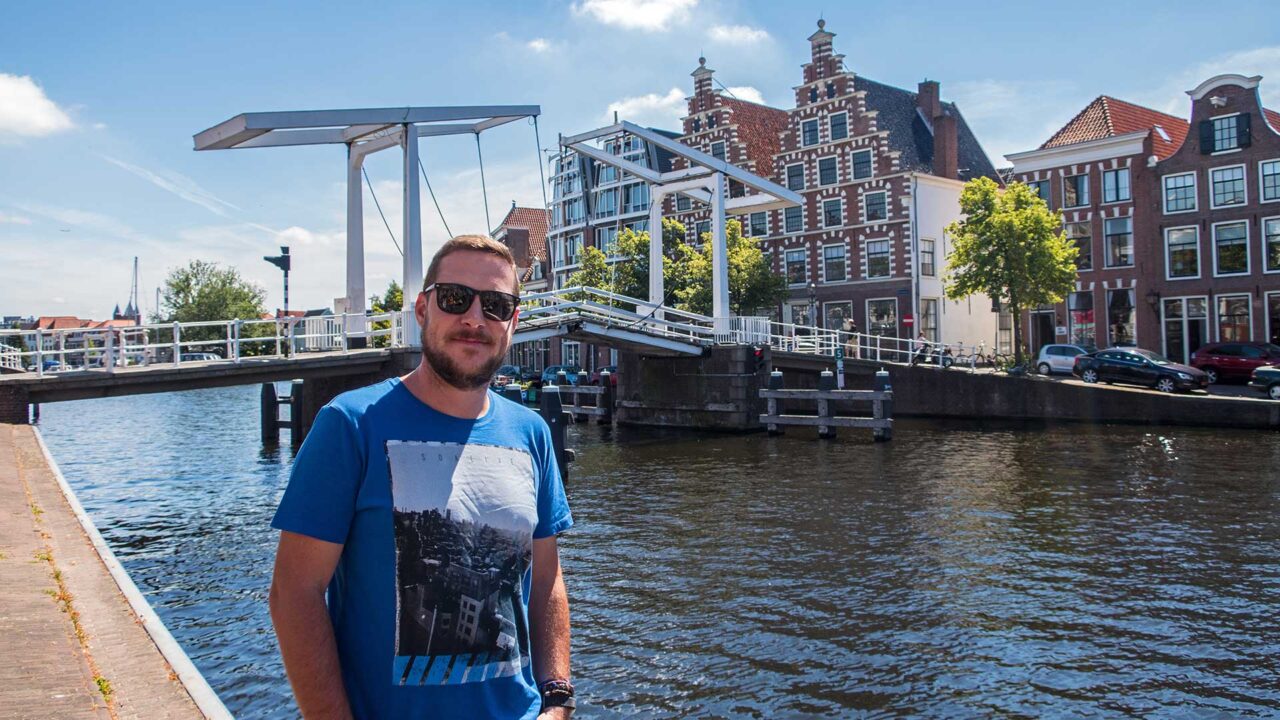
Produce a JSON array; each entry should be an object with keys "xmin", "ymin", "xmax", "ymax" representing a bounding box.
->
[{"xmin": 416, "ymin": 251, "xmax": 520, "ymax": 390}]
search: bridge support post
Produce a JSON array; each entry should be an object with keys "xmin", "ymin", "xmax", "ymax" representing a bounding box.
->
[
  {"xmin": 598, "ymin": 370, "xmax": 613, "ymax": 425},
  {"xmin": 767, "ymin": 370, "xmax": 783, "ymax": 435},
  {"xmin": 401, "ymin": 123, "xmax": 424, "ymax": 348},
  {"xmin": 574, "ymin": 370, "xmax": 589, "ymax": 422},
  {"xmin": 873, "ymin": 369, "xmax": 893, "ymax": 442},
  {"xmin": 346, "ymin": 142, "xmax": 368, "ymax": 350},
  {"xmin": 817, "ymin": 370, "xmax": 836, "ymax": 439},
  {"xmin": 260, "ymin": 382, "xmax": 280, "ymax": 445},
  {"xmin": 539, "ymin": 385, "xmax": 571, "ymax": 483},
  {"xmin": 288, "ymin": 380, "xmax": 304, "ymax": 446}
]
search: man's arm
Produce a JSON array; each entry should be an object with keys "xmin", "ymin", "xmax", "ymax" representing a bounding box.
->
[
  {"xmin": 529, "ymin": 535, "xmax": 571, "ymax": 718},
  {"xmin": 269, "ymin": 530, "xmax": 353, "ymax": 720}
]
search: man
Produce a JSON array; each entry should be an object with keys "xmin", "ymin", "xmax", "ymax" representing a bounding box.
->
[
  {"xmin": 270, "ymin": 235, "xmax": 574, "ymax": 719},
  {"xmin": 911, "ymin": 331, "xmax": 930, "ymax": 366}
]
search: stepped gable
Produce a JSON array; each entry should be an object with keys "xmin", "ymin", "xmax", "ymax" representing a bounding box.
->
[
  {"xmin": 1039, "ymin": 95, "xmax": 1189, "ymax": 159},
  {"xmin": 852, "ymin": 76, "xmax": 1000, "ymax": 182}
]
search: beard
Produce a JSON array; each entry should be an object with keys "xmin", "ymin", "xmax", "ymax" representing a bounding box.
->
[{"xmin": 420, "ymin": 319, "xmax": 508, "ymax": 390}]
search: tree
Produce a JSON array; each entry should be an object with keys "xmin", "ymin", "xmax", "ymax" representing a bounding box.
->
[
  {"xmin": 158, "ymin": 260, "xmax": 269, "ymax": 355},
  {"xmin": 369, "ymin": 280, "xmax": 403, "ymax": 347},
  {"xmin": 675, "ymin": 218, "xmax": 789, "ymax": 317},
  {"xmin": 944, "ymin": 178, "xmax": 1078, "ymax": 366}
]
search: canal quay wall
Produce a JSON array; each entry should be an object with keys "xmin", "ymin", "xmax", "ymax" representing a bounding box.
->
[{"xmin": 0, "ymin": 424, "xmax": 228, "ymax": 719}]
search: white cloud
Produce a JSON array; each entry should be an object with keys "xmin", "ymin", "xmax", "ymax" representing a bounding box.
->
[
  {"xmin": 99, "ymin": 155, "xmax": 241, "ymax": 217},
  {"xmin": 724, "ymin": 86, "xmax": 766, "ymax": 105},
  {"xmin": 527, "ymin": 38, "xmax": 551, "ymax": 53},
  {"xmin": 1136, "ymin": 45, "xmax": 1280, "ymax": 115},
  {"xmin": 708, "ymin": 24, "xmax": 769, "ymax": 44},
  {"xmin": 0, "ymin": 211, "xmax": 32, "ymax": 225},
  {"xmin": 604, "ymin": 87, "xmax": 685, "ymax": 127},
  {"xmin": 0, "ymin": 73, "xmax": 74, "ymax": 140},
  {"xmin": 572, "ymin": 0, "xmax": 697, "ymax": 31}
]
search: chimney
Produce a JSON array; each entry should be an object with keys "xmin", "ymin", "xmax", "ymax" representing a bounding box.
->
[
  {"xmin": 933, "ymin": 113, "xmax": 958, "ymax": 180},
  {"xmin": 918, "ymin": 80, "xmax": 941, "ymax": 120},
  {"xmin": 691, "ymin": 56, "xmax": 714, "ymax": 98}
]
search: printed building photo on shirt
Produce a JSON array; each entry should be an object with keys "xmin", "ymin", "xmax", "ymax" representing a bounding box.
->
[{"xmin": 387, "ymin": 440, "xmax": 537, "ymax": 686}]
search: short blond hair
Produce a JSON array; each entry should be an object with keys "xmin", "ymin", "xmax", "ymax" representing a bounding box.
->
[{"xmin": 423, "ymin": 234, "xmax": 518, "ymax": 292}]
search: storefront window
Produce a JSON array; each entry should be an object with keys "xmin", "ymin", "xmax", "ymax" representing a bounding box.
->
[
  {"xmin": 867, "ymin": 299, "xmax": 897, "ymax": 338},
  {"xmin": 1269, "ymin": 293, "xmax": 1280, "ymax": 345},
  {"xmin": 1217, "ymin": 295, "xmax": 1251, "ymax": 341},
  {"xmin": 824, "ymin": 301, "xmax": 853, "ymax": 331},
  {"xmin": 1107, "ymin": 289, "xmax": 1134, "ymax": 346},
  {"xmin": 1068, "ymin": 291, "xmax": 1095, "ymax": 350}
]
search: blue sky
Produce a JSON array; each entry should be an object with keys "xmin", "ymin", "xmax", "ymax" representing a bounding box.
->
[{"xmin": 3, "ymin": 0, "xmax": 1279, "ymax": 319}]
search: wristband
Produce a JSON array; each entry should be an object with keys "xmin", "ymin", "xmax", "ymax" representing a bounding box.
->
[{"xmin": 539, "ymin": 679, "xmax": 576, "ymax": 712}]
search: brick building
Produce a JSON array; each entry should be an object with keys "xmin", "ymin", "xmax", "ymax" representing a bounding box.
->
[
  {"xmin": 494, "ymin": 203, "xmax": 553, "ymax": 371},
  {"xmin": 1006, "ymin": 74, "xmax": 1280, "ymax": 361},
  {"xmin": 671, "ymin": 20, "xmax": 1001, "ymax": 349}
]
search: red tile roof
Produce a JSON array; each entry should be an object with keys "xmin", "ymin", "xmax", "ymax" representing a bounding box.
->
[
  {"xmin": 1266, "ymin": 108, "xmax": 1280, "ymax": 130},
  {"xmin": 722, "ymin": 97, "xmax": 790, "ymax": 173},
  {"xmin": 496, "ymin": 205, "xmax": 550, "ymax": 263},
  {"xmin": 31, "ymin": 316, "xmax": 92, "ymax": 330},
  {"xmin": 1040, "ymin": 96, "xmax": 1189, "ymax": 159}
]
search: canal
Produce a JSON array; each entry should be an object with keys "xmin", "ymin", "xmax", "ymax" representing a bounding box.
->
[{"xmin": 37, "ymin": 385, "xmax": 1280, "ymax": 718}]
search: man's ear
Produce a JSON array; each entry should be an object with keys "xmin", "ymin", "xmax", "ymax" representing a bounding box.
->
[{"xmin": 415, "ymin": 291, "xmax": 429, "ymax": 326}]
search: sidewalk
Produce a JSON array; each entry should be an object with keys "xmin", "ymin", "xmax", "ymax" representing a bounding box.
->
[{"xmin": 0, "ymin": 424, "xmax": 207, "ymax": 720}]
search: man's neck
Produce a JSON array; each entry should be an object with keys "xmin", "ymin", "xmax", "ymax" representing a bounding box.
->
[{"xmin": 401, "ymin": 362, "xmax": 490, "ymax": 420}]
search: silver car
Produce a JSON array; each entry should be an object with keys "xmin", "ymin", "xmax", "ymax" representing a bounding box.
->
[{"xmin": 1036, "ymin": 344, "xmax": 1089, "ymax": 376}]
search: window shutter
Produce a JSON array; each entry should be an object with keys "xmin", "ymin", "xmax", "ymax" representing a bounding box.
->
[
  {"xmin": 1238, "ymin": 113, "xmax": 1252, "ymax": 148},
  {"xmin": 1199, "ymin": 120, "xmax": 1214, "ymax": 154}
]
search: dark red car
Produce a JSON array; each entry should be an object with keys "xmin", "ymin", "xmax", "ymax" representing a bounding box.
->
[
  {"xmin": 589, "ymin": 365, "xmax": 618, "ymax": 387},
  {"xmin": 1190, "ymin": 342, "xmax": 1280, "ymax": 384}
]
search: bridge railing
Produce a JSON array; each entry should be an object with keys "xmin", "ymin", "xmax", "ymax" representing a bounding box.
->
[{"xmin": 0, "ymin": 311, "xmax": 408, "ymax": 378}]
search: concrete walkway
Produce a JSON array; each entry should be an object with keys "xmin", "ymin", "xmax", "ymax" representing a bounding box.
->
[{"xmin": 0, "ymin": 424, "xmax": 206, "ymax": 719}]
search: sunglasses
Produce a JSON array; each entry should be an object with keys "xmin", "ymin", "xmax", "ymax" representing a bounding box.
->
[{"xmin": 424, "ymin": 283, "xmax": 520, "ymax": 322}]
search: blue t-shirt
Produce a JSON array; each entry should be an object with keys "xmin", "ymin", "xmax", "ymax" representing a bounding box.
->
[{"xmin": 272, "ymin": 378, "xmax": 573, "ymax": 719}]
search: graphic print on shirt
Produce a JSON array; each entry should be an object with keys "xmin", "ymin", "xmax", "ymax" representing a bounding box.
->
[{"xmin": 387, "ymin": 440, "xmax": 537, "ymax": 686}]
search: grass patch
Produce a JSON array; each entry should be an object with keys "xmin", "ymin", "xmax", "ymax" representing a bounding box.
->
[
  {"xmin": 29, "ymin": 502, "xmax": 43, "ymax": 518},
  {"xmin": 33, "ymin": 550, "xmax": 52, "ymax": 562},
  {"xmin": 94, "ymin": 675, "xmax": 113, "ymax": 702}
]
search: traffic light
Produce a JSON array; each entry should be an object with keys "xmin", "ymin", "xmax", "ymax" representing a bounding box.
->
[{"xmin": 752, "ymin": 345, "xmax": 767, "ymax": 373}]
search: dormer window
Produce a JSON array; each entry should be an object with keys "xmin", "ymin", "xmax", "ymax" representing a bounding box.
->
[
  {"xmin": 692, "ymin": 118, "xmax": 701, "ymax": 132},
  {"xmin": 808, "ymin": 87, "xmax": 818, "ymax": 103},
  {"xmin": 1201, "ymin": 113, "xmax": 1251, "ymax": 153},
  {"xmin": 825, "ymin": 83, "xmax": 836, "ymax": 99}
]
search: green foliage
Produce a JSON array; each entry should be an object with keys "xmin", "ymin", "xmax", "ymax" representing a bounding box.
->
[
  {"xmin": 369, "ymin": 280, "xmax": 403, "ymax": 348},
  {"xmin": 944, "ymin": 178, "xmax": 1078, "ymax": 364},
  {"xmin": 675, "ymin": 218, "xmax": 788, "ymax": 316},
  {"xmin": 158, "ymin": 260, "xmax": 269, "ymax": 355}
]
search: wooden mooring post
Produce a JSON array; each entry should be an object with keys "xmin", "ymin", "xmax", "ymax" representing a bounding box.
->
[
  {"xmin": 759, "ymin": 370, "xmax": 893, "ymax": 441},
  {"xmin": 261, "ymin": 380, "xmax": 303, "ymax": 447},
  {"xmin": 539, "ymin": 384, "xmax": 575, "ymax": 482},
  {"xmin": 557, "ymin": 373, "xmax": 613, "ymax": 426}
]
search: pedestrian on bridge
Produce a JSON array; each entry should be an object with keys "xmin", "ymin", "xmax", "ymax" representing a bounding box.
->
[{"xmin": 269, "ymin": 234, "xmax": 575, "ymax": 719}]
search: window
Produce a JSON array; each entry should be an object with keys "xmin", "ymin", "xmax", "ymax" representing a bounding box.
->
[
  {"xmin": 1028, "ymin": 179, "xmax": 1051, "ymax": 203},
  {"xmin": 594, "ymin": 188, "xmax": 617, "ymax": 218},
  {"xmin": 1165, "ymin": 227, "xmax": 1199, "ymax": 279},
  {"xmin": 824, "ymin": 301, "xmax": 853, "ymax": 331},
  {"xmin": 711, "ymin": 141, "xmax": 726, "ymax": 161},
  {"xmin": 823, "ymin": 199, "xmax": 843, "ymax": 228},
  {"xmin": 596, "ymin": 164, "xmax": 617, "ymax": 185},
  {"xmin": 748, "ymin": 212, "xmax": 767, "ymax": 237},
  {"xmin": 596, "ymin": 226, "xmax": 619, "ymax": 256},
  {"xmin": 823, "ymin": 245, "xmax": 847, "ymax": 282},
  {"xmin": 676, "ymin": 195, "xmax": 692, "ymax": 211},
  {"xmin": 1265, "ymin": 217, "xmax": 1280, "ymax": 273},
  {"xmin": 1107, "ymin": 289, "xmax": 1135, "ymax": 346},
  {"xmin": 786, "ymin": 163, "xmax": 805, "ymax": 191},
  {"xmin": 1068, "ymin": 291, "xmax": 1095, "ymax": 349},
  {"xmin": 561, "ymin": 340, "xmax": 581, "ymax": 367},
  {"xmin": 1104, "ymin": 217, "xmax": 1133, "ymax": 267},
  {"xmin": 830, "ymin": 112, "xmax": 848, "ymax": 141},
  {"xmin": 1202, "ymin": 114, "xmax": 1250, "ymax": 153},
  {"xmin": 626, "ymin": 219, "xmax": 649, "ymax": 234},
  {"xmin": 784, "ymin": 205, "xmax": 803, "ymax": 233},
  {"xmin": 920, "ymin": 299, "xmax": 939, "ymax": 342},
  {"xmin": 1163, "ymin": 173, "xmax": 1197, "ymax": 213},
  {"xmin": 564, "ymin": 198, "xmax": 585, "ymax": 225},
  {"xmin": 1210, "ymin": 165, "xmax": 1246, "ymax": 208},
  {"xmin": 868, "ymin": 299, "xmax": 898, "ymax": 338},
  {"xmin": 818, "ymin": 157, "xmax": 838, "ymax": 186},
  {"xmin": 851, "ymin": 150, "xmax": 873, "ymax": 180},
  {"xmin": 920, "ymin": 238, "xmax": 936, "ymax": 277},
  {"xmin": 1066, "ymin": 222, "xmax": 1092, "ymax": 270},
  {"xmin": 1217, "ymin": 295, "xmax": 1251, "ymax": 341},
  {"xmin": 786, "ymin": 249, "xmax": 807, "ymax": 284},
  {"xmin": 1103, "ymin": 168, "xmax": 1130, "ymax": 203},
  {"xmin": 866, "ymin": 239, "xmax": 891, "ymax": 278},
  {"xmin": 825, "ymin": 82, "xmax": 836, "ymax": 100},
  {"xmin": 802, "ymin": 119, "xmax": 819, "ymax": 146},
  {"xmin": 560, "ymin": 233, "xmax": 583, "ymax": 267},
  {"xmin": 864, "ymin": 192, "xmax": 887, "ymax": 222},
  {"xmin": 1213, "ymin": 221, "xmax": 1248, "ymax": 275},
  {"xmin": 1063, "ymin": 174, "xmax": 1089, "ymax": 208},
  {"xmin": 1262, "ymin": 159, "xmax": 1280, "ymax": 202},
  {"xmin": 623, "ymin": 183, "xmax": 649, "ymax": 213}
]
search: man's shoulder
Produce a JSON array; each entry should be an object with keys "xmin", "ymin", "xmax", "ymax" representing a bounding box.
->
[
  {"xmin": 490, "ymin": 390, "xmax": 550, "ymax": 434},
  {"xmin": 325, "ymin": 378, "xmax": 402, "ymax": 420}
]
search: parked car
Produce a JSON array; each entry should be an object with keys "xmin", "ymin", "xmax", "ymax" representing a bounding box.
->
[
  {"xmin": 1072, "ymin": 348, "xmax": 1208, "ymax": 393},
  {"xmin": 493, "ymin": 364, "xmax": 524, "ymax": 386},
  {"xmin": 540, "ymin": 365, "xmax": 583, "ymax": 386},
  {"xmin": 180, "ymin": 352, "xmax": 222, "ymax": 362},
  {"xmin": 1190, "ymin": 342, "xmax": 1280, "ymax": 384},
  {"xmin": 1036, "ymin": 344, "xmax": 1089, "ymax": 376},
  {"xmin": 589, "ymin": 365, "xmax": 618, "ymax": 387},
  {"xmin": 1248, "ymin": 364, "xmax": 1280, "ymax": 400}
]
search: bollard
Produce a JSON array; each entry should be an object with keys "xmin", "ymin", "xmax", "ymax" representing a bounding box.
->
[
  {"xmin": 261, "ymin": 382, "xmax": 279, "ymax": 445},
  {"xmin": 873, "ymin": 369, "xmax": 893, "ymax": 442},
  {"xmin": 767, "ymin": 370, "xmax": 784, "ymax": 435},
  {"xmin": 574, "ymin": 370, "xmax": 590, "ymax": 422},
  {"xmin": 598, "ymin": 370, "xmax": 613, "ymax": 425},
  {"xmin": 817, "ymin": 370, "xmax": 836, "ymax": 439},
  {"xmin": 500, "ymin": 384, "xmax": 524, "ymax": 405},
  {"xmin": 288, "ymin": 380, "xmax": 305, "ymax": 447},
  {"xmin": 540, "ymin": 385, "xmax": 571, "ymax": 483}
]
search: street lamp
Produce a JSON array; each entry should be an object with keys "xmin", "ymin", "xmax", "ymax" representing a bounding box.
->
[{"xmin": 807, "ymin": 281, "xmax": 818, "ymax": 330}]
